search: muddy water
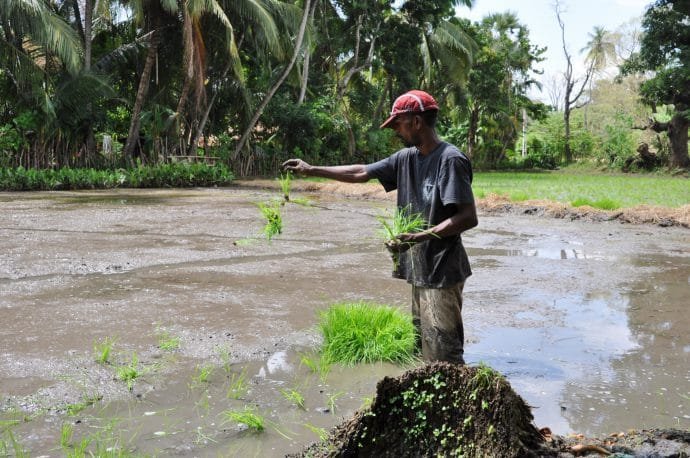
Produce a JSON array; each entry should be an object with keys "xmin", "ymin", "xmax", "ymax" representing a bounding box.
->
[{"xmin": 1, "ymin": 187, "xmax": 689, "ymax": 456}]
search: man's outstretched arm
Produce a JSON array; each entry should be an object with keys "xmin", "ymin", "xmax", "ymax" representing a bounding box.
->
[{"xmin": 282, "ymin": 159, "xmax": 370, "ymax": 183}]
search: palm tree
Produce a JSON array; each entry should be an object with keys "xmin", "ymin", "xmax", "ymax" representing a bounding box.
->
[
  {"xmin": 581, "ymin": 26, "xmax": 616, "ymax": 129},
  {"xmin": 233, "ymin": 0, "xmax": 312, "ymax": 160}
]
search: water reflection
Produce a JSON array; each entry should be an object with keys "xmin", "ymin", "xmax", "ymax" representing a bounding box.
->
[
  {"xmin": 561, "ymin": 254, "xmax": 690, "ymax": 435},
  {"xmin": 468, "ymin": 243, "xmax": 690, "ymax": 436}
]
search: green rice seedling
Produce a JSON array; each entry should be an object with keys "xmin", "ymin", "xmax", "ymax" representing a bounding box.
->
[
  {"xmin": 227, "ymin": 368, "xmax": 249, "ymax": 399},
  {"xmin": 193, "ymin": 364, "xmax": 214, "ymax": 385},
  {"xmin": 116, "ymin": 353, "xmax": 141, "ymax": 391},
  {"xmin": 156, "ymin": 330, "xmax": 180, "ymax": 351},
  {"xmin": 258, "ymin": 201, "xmax": 282, "ymax": 240},
  {"xmin": 223, "ymin": 407, "xmax": 265, "ymax": 432},
  {"xmin": 326, "ymin": 391, "xmax": 344, "ymax": 415},
  {"xmin": 318, "ymin": 301, "xmax": 417, "ymax": 366},
  {"xmin": 60, "ymin": 423, "xmax": 74, "ymax": 449},
  {"xmin": 65, "ymin": 394, "xmax": 102, "ymax": 416},
  {"xmin": 278, "ymin": 171, "xmax": 292, "ymax": 202},
  {"xmin": 280, "ymin": 387, "xmax": 306, "ymax": 410},
  {"xmin": 93, "ymin": 337, "xmax": 115, "ymax": 365},
  {"xmin": 376, "ymin": 206, "xmax": 435, "ymax": 270},
  {"xmin": 303, "ymin": 423, "xmax": 328, "ymax": 441},
  {"xmin": 376, "ymin": 205, "xmax": 428, "ymax": 246},
  {"xmin": 1, "ymin": 430, "xmax": 28, "ymax": 458},
  {"xmin": 215, "ymin": 345, "xmax": 233, "ymax": 373},
  {"xmin": 233, "ymin": 237, "xmax": 257, "ymax": 247},
  {"xmin": 299, "ymin": 352, "xmax": 331, "ymax": 382}
]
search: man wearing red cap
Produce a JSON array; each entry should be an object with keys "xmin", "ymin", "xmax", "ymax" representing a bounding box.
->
[{"xmin": 283, "ymin": 89, "xmax": 477, "ymax": 364}]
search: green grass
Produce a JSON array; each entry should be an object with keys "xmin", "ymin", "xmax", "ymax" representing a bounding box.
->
[
  {"xmin": 318, "ymin": 301, "xmax": 417, "ymax": 366},
  {"xmin": 473, "ymin": 171, "xmax": 689, "ymax": 208}
]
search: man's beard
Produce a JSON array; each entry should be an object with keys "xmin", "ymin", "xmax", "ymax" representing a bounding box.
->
[{"xmin": 397, "ymin": 134, "xmax": 417, "ymax": 148}]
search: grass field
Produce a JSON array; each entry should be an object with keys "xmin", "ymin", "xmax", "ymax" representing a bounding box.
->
[{"xmin": 473, "ymin": 171, "xmax": 689, "ymax": 209}]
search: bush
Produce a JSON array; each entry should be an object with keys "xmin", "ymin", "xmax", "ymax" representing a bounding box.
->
[{"xmin": 0, "ymin": 163, "xmax": 234, "ymax": 191}]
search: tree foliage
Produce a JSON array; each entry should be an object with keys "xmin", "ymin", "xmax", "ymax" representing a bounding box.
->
[
  {"xmin": 2, "ymin": 0, "xmax": 682, "ymax": 174},
  {"xmin": 621, "ymin": 0, "xmax": 690, "ymax": 168}
]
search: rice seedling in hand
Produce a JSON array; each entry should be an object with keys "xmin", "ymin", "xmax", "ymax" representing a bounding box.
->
[
  {"xmin": 258, "ymin": 201, "xmax": 282, "ymax": 240},
  {"xmin": 376, "ymin": 205, "xmax": 429, "ymax": 248},
  {"xmin": 318, "ymin": 301, "xmax": 417, "ymax": 366},
  {"xmin": 376, "ymin": 205, "xmax": 433, "ymax": 270}
]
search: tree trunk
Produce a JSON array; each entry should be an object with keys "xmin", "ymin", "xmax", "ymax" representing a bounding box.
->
[
  {"xmin": 668, "ymin": 112, "xmax": 690, "ymax": 169},
  {"xmin": 123, "ymin": 22, "xmax": 161, "ymax": 163},
  {"xmin": 563, "ymin": 104, "xmax": 572, "ymax": 162},
  {"xmin": 466, "ymin": 104, "xmax": 479, "ymax": 159},
  {"xmin": 83, "ymin": 0, "xmax": 95, "ymax": 164},
  {"xmin": 298, "ymin": 0, "xmax": 318, "ymax": 105},
  {"xmin": 233, "ymin": 0, "xmax": 311, "ymax": 159},
  {"xmin": 187, "ymin": 62, "xmax": 231, "ymax": 156}
]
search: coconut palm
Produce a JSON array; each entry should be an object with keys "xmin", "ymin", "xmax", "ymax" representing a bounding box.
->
[{"xmin": 1, "ymin": 0, "xmax": 82, "ymax": 106}]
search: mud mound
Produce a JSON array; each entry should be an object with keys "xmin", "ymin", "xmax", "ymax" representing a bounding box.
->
[
  {"xmin": 479, "ymin": 193, "xmax": 690, "ymax": 228},
  {"xmin": 291, "ymin": 362, "xmax": 547, "ymax": 457}
]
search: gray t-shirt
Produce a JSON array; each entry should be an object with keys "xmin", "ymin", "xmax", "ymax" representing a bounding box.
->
[{"xmin": 365, "ymin": 142, "xmax": 474, "ymax": 288}]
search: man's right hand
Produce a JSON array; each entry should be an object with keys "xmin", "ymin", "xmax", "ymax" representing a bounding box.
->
[{"xmin": 282, "ymin": 159, "xmax": 312, "ymax": 175}]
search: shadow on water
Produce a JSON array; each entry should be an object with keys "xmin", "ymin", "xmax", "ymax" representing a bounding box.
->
[{"xmin": 1, "ymin": 188, "xmax": 689, "ymax": 455}]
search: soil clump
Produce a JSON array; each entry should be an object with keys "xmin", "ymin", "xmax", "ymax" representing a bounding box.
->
[
  {"xmin": 289, "ymin": 362, "xmax": 690, "ymax": 457},
  {"xmin": 290, "ymin": 362, "xmax": 549, "ymax": 457}
]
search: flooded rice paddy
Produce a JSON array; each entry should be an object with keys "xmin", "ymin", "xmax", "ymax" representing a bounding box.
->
[{"xmin": 1, "ymin": 186, "xmax": 689, "ymax": 456}]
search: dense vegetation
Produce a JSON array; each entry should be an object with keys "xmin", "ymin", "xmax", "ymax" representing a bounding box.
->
[{"xmin": 1, "ymin": 0, "xmax": 688, "ymax": 177}]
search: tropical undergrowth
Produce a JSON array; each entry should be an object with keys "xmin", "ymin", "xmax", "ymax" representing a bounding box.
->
[{"xmin": 0, "ymin": 163, "xmax": 234, "ymax": 191}]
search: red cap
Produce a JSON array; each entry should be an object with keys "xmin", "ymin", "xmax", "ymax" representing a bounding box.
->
[{"xmin": 380, "ymin": 90, "xmax": 439, "ymax": 129}]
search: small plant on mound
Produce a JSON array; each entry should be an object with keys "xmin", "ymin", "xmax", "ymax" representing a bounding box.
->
[
  {"xmin": 318, "ymin": 302, "xmax": 417, "ymax": 366},
  {"xmin": 294, "ymin": 362, "xmax": 546, "ymax": 457}
]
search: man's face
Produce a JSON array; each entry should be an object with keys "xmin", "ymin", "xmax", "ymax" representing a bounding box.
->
[{"xmin": 391, "ymin": 113, "xmax": 421, "ymax": 147}]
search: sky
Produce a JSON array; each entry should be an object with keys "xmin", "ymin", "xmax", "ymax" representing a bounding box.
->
[{"xmin": 454, "ymin": 0, "xmax": 652, "ymax": 102}]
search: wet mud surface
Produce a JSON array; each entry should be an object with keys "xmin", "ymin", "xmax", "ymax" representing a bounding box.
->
[{"xmin": 1, "ymin": 185, "xmax": 689, "ymax": 456}]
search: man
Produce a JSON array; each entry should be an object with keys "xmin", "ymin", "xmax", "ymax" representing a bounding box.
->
[{"xmin": 282, "ymin": 89, "xmax": 477, "ymax": 364}]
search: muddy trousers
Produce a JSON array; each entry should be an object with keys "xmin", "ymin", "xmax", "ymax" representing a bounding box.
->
[{"xmin": 411, "ymin": 281, "xmax": 465, "ymax": 364}]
